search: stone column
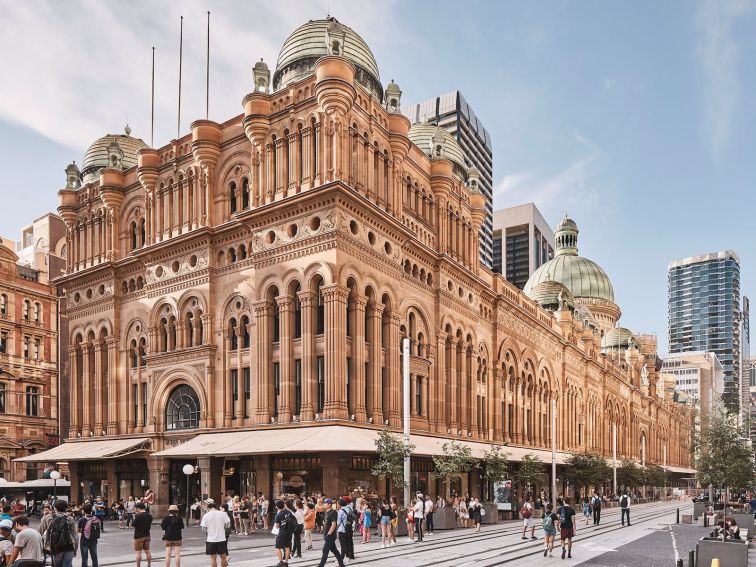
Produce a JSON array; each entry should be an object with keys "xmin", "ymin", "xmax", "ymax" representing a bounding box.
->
[
  {"xmin": 223, "ymin": 334, "xmax": 233, "ymax": 427},
  {"xmin": 81, "ymin": 342, "xmax": 92, "ymax": 436},
  {"xmin": 276, "ymin": 295, "xmax": 294, "ymax": 423},
  {"xmin": 322, "ymin": 284, "xmax": 349, "ymax": 420},
  {"xmin": 68, "ymin": 346, "xmax": 79, "ymax": 437},
  {"xmin": 288, "ymin": 131, "xmax": 299, "ymax": 194},
  {"xmin": 300, "ymin": 127, "xmax": 312, "ymax": 190},
  {"xmin": 297, "ymin": 291, "xmax": 315, "ymax": 421},
  {"xmin": 434, "ymin": 332, "xmax": 447, "ymax": 433},
  {"xmin": 409, "ymin": 372, "xmax": 417, "ymax": 417},
  {"xmin": 107, "ymin": 337, "xmax": 118, "ymax": 435},
  {"xmin": 448, "ymin": 339, "xmax": 458, "ymax": 431},
  {"xmin": 368, "ymin": 304, "xmax": 384, "ymax": 424},
  {"xmin": 352, "ymin": 295, "xmax": 367, "ymax": 422},
  {"xmin": 493, "ymin": 368, "xmax": 503, "ymax": 441},
  {"xmin": 253, "ymin": 300, "xmax": 271, "ymax": 424},
  {"xmin": 387, "ymin": 313, "xmax": 402, "ymax": 427}
]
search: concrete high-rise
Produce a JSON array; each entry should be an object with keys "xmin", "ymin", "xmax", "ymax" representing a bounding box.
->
[
  {"xmin": 661, "ymin": 352, "xmax": 723, "ymax": 417},
  {"xmin": 403, "ymin": 91, "xmax": 494, "ymax": 268},
  {"xmin": 668, "ymin": 251, "xmax": 741, "ymax": 410},
  {"xmin": 492, "ymin": 203, "xmax": 554, "ymax": 289}
]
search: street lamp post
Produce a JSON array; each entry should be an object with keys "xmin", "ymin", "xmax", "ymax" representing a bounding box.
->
[
  {"xmin": 402, "ymin": 337, "xmax": 411, "ymax": 508},
  {"xmin": 182, "ymin": 464, "xmax": 194, "ymax": 526},
  {"xmin": 551, "ymin": 398, "xmax": 557, "ymax": 508},
  {"xmin": 50, "ymin": 470, "xmax": 61, "ymax": 502}
]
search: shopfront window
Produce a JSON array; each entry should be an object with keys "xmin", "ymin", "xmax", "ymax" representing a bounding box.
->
[
  {"xmin": 166, "ymin": 384, "xmax": 200, "ymax": 430},
  {"xmin": 272, "ymin": 456, "xmax": 322, "ymax": 496}
]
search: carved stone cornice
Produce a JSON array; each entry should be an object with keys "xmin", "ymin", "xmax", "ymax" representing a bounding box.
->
[{"xmin": 145, "ymin": 344, "xmax": 217, "ymax": 367}]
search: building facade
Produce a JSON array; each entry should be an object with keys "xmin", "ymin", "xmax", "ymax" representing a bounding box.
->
[
  {"xmin": 492, "ymin": 203, "xmax": 554, "ymax": 288},
  {"xmin": 660, "ymin": 352, "xmax": 723, "ymax": 419},
  {"xmin": 668, "ymin": 251, "xmax": 741, "ymax": 410},
  {"xmin": 403, "ymin": 91, "xmax": 494, "ymax": 269},
  {"xmin": 741, "ymin": 296, "xmax": 750, "ymax": 430},
  {"xmin": 0, "ymin": 214, "xmax": 65, "ymax": 480},
  {"xmin": 24, "ymin": 17, "xmax": 692, "ymax": 513}
]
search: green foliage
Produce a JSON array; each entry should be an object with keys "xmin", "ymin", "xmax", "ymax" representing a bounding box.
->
[
  {"xmin": 562, "ymin": 452, "xmax": 611, "ymax": 491},
  {"xmin": 515, "ymin": 453, "xmax": 547, "ymax": 493},
  {"xmin": 432, "ymin": 440, "xmax": 476, "ymax": 483},
  {"xmin": 695, "ymin": 405, "xmax": 755, "ymax": 491},
  {"xmin": 371, "ymin": 428, "xmax": 414, "ymax": 488},
  {"xmin": 616, "ymin": 458, "xmax": 640, "ymax": 490},
  {"xmin": 483, "ymin": 444, "xmax": 510, "ymax": 483},
  {"xmin": 640, "ymin": 464, "xmax": 666, "ymax": 488}
]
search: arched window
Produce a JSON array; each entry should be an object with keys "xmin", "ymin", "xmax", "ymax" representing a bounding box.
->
[
  {"xmin": 139, "ymin": 219, "xmax": 146, "ymax": 247},
  {"xmin": 0, "ymin": 383, "xmax": 6, "ymax": 413},
  {"xmin": 130, "ymin": 339, "xmax": 138, "ymax": 369},
  {"xmin": 316, "ymin": 281, "xmax": 324, "ymax": 335},
  {"xmin": 185, "ymin": 312, "xmax": 194, "ymax": 347},
  {"xmin": 34, "ymin": 303, "xmax": 41, "ymax": 322},
  {"xmin": 0, "ymin": 294, "xmax": 7, "ymax": 316},
  {"xmin": 229, "ymin": 182, "xmax": 237, "ymax": 214},
  {"xmin": 160, "ymin": 317, "xmax": 169, "ymax": 353},
  {"xmin": 130, "ymin": 222, "xmax": 138, "ymax": 251},
  {"xmin": 229, "ymin": 318, "xmax": 238, "ymax": 351},
  {"xmin": 241, "ymin": 178, "xmax": 250, "ymax": 210},
  {"xmin": 165, "ymin": 384, "xmax": 200, "ymax": 430},
  {"xmin": 139, "ymin": 338, "xmax": 147, "ymax": 367},
  {"xmin": 240, "ymin": 315, "xmax": 250, "ymax": 348},
  {"xmin": 23, "ymin": 300, "xmax": 30, "ymax": 320}
]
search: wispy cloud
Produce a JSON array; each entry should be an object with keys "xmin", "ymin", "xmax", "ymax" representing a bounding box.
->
[
  {"xmin": 493, "ymin": 132, "xmax": 604, "ymax": 220},
  {"xmin": 695, "ymin": 0, "xmax": 756, "ymax": 160},
  {"xmin": 0, "ymin": 0, "xmax": 398, "ymax": 153}
]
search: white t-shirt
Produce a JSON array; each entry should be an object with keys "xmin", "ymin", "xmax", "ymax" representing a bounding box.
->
[
  {"xmin": 295, "ymin": 509, "xmax": 305, "ymax": 525},
  {"xmin": 201, "ymin": 509, "xmax": 230, "ymax": 543},
  {"xmin": 413, "ymin": 500, "xmax": 425, "ymax": 519},
  {"xmin": 424, "ymin": 499, "xmax": 434, "ymax": 515}
]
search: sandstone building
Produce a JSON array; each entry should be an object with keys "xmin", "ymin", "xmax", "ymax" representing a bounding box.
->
[{"xmin": 22, "ymin": 17, "xmax": 692, "ymax": 512}]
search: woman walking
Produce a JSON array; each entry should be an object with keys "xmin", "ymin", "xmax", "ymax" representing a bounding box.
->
[
  {"xmin": 469, "ymin": 498, "xmax": 482, "ymax": 533},
  {"xmin": 457, "ymin": 497, "xmax": 469, "ymax": 528},
  {"xmin": 232, "ymin": 495, "xmax": 242, "ymax": 534},
  {"xmin": 379, "ymin": 500, "xmax": 392, "ymax": 548},
  {"xmin": 389, "ymin": 497, "xmax": 398, "ymax": 545},
  {"xmin": 161, "ymin": 504, "xmax": 185, "ymax": 567},
  {"xmin": 304, "ymin": 502, "xmax": 316, "ymax": 550},
  {"xmin": 582, "ymin": 496, "xmax": 592, "ymax": 526},
  {"xmin": 542, "ymin": 502, "xmax": 558, "ymax": 557},
  {"xmin": 292, "ymin": 499, "xmax": 305, "ymax": 558},
  {"xmin": 361, "ymin": 501, "xmax": 372, "ymax": 544}
]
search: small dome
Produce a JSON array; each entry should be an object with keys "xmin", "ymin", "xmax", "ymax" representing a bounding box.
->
[
  {"xmin": 526, "ymin": 280, "xmax": 574, "ymax": 312},
  {"xmin": 524, "ymin": 217, "xmax": 615, "ymax": 302},
  {"xmin": 601, "ymin": 327, "xmax": 636, "ymax": 351},
  {"xmin": 81, "ymin": 126, "xmax": 148, "ymax": 183},
  {"xmin": 273, "ymin": 17, "xmax": 382, "ymax": 100},
  {"xmin": 408, "ymin": 123, "xmax": 468, "ymax": 179}
]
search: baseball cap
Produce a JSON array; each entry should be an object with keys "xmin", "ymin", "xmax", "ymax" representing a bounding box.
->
[
  {"xmin": 323, "ymin": 498, "xmax": 333, "ymax": 504},
  {"xmin": 0, "ymin": 520, "xmax": 13, "ymax": 530},
  {"xmin": 205, "ymin": 498, "xmax": 215, "ymax": 504}
]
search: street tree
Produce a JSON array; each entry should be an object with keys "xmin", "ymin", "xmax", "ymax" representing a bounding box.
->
[
  {"xmin": 482, "ymin": 444, "xmax": 510, "ymax": 501},
  {"xmin": 433, "ymin": 440, "xmax": 476, "ymax": 490},
  {"xmin": 372, "ymin": 428, "xmax": 415, "ymax": 490},
  {"xmin": 515, "ymin": 453, "xmax": 547, "ymax": 500},
  {"xmin": 562, "ymin": 452, "xmax": 612, "ymax": 497},
  {"xmin": 616, "ymin": 459, "xmax": 640, "ymax": 491},
  {"xmin": 640, "ymin": 464, "xmax": 667, "ymax": 492}
]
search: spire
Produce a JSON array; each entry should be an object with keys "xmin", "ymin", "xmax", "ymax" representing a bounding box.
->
[{"xmin": 554, "ymin": 216, "xmax": 579, "ymax": 257}]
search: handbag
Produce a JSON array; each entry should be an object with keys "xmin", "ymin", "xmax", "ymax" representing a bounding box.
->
[
  {"xmin": 480, "ymin": 507, "xmax": 486, "ymax": 517},
  {"xmin": 271, "ymin": 526, "xmax": 280, "ymax": 536}
]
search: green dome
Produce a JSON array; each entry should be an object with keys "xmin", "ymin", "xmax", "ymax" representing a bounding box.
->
[
  {"xmin": 81, "ymin": 126, "xmax": 148, "ymax": 183},
  {"xmin": 525, "ymin": 280, "xmax": 574, "ymax": 312},
  {"xmin": 408, "ymin": 123, "xmax": 468, "ymax": 179},
  {"xmin": 273, "ymin": 17, "xmax": 382, "ymax": 100},
  {"xmin": 523, "ymin": 217, "xmax": 615, "ymax": 302},
  {"xmin": 601, "ymin": 327, "xmax": 635, "ymax": 351}
]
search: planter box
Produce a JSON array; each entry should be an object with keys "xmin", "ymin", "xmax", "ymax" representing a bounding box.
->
[
  {"xmin": 728, "ymin": 513, "xmax": 753, "ymax": 539},
  {"xmin": 395, "ymin": 519, "xmax": 408, "ymax": 537},
  {"xmin": 697, "ymin": 514, "xmax": 715, "ymax": 528},
  {"xmin": 433, "ymin": 507, "xmax": 456, "ymax": 530},
  {"xmin": 693, "ymin": 501, "xmax": 706, "ymax": 520},
  {"xmin": 695, "ymin": 538, "xmax": 748, "ymax": 567},
  {"xmin": 682, "ymin": 514, "xmax": 693, "ymax": 524},
  {"xmin": 481, "ymin": 504, "xmax": 498, "ymax": 525}
]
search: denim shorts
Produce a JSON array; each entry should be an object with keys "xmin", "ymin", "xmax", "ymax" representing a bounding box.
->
[{"xmin": 380, "ymin": 516, "xmax": 391, "ymax": 525}]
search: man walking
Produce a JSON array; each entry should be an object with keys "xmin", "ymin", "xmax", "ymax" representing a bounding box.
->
[
  {"xmin": 44, "ymin": 500, "xmax": 78, "ymax": 567},
  {"xmin": 620, "ymin": 491, "xmax": 631, "ymax": 526},
  {"xmin": 424, "ymin": 494, "xmax": 434, "ymax": 535},
  {"xmin": 271, "ymin": 500, "xmax": 291, "ymax": 567},
  {"xmin": 132, "ymin": 502, "xmax": 153, "ymax": 567},
  {"xmin": 78, "ymin": 504, "xmax": 101, "ymax": 567},
  {"xmin": 316, "ymin": 499, "xmax": 344, "ymax": 567},
  {"xmin": 591, "ymin": 491, "xmax": 602, "ymax": 526},
  {"xmin": 520, "ymin": 496, "xmax": 536, "ymax": 540},
  {"xmin": 336, "ymin": 498, "xmax": 354, "ymax": 560},
  {"xmin": 200, "ymin": 500, "xmax": 230, "ymax": 567},
  {"xmin": 557, "ymin": 498, "xmax": 576, "ymax": 560},
  {"xmin": 10, "ymin": 516, "xmax": 45, "ymax": 567}
]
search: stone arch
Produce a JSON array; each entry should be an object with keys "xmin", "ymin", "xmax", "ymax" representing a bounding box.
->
[
  {"xmin": 149, "ymin": 297, "xmax": 179, "ymax": 327},
  {"xmin": 150, "ymin": 368, "xmax": 209, "ymax": 432},
  {"xmin": 304, "ymin": 261, "xmax": 334, "ymax": 288},
  {"xmin": 176, "ymin": 289, "xmax": 208, "ymax": 315},
  {"xmin": 217, "ymin": 151, "xmax": 252, "ymax": 187}
]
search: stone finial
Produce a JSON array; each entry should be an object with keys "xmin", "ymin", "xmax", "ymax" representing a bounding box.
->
[
  {"xmin": 106, "ymin": 139, "xmax": 124, "ymax": 169},
  {"xmin": 253, "ymin": 58, "xmax": 270, "ymax": 93},
  {"xmin": 467, "ymin": 165, "xmax": 481, "ymax": 192},
  {"xmin": 385, "ymin": 79, "xmax": 402, "ymax": 113}
]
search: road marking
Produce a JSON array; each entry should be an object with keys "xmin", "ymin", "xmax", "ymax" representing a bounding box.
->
[{"xmin": 668, "ymin": 525, "xmax": 680, "ymax": 563}]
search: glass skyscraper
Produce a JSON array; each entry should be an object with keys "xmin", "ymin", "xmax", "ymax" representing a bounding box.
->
[
  {"xmin": 668, "ymin": 251, "xmax": 741, "ymax": 410},
  {"xmin": 403, "ymin": 91, "xmax": 494, "ymax": 269}
]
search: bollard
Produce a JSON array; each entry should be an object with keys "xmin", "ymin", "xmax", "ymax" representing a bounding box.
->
[
  {"xmin": 710, "ymin": 559, "xmax": 720, "ymax": 567},
  {"xmin": 688, "ymin": 549, "xmax": 694, "ymax": 567},
  {"xmin": 703, "ymin": 513, "xmax": 708, "ymax": 528},
  {"xmin": 676, "ymin": 560, "xmax": 683, "ymax": 567},
  {"xmin": 677, "ymin": 508, "xmax": 680, "ymax": 523}
]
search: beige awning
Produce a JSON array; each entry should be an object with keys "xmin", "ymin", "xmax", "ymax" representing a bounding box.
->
[
  {"xmin": 664, "ymin": 465, "xmax": 696, "ymax": 475},
  {"xmin": 155, "ymin": 425, "xmax": 568, "ymax": 463},
  {"xmin": 14, "ymin": 438, "xmax": 151, "ymax": 462}
]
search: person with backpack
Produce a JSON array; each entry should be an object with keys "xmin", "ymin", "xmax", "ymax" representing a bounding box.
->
[
  {"xmin": 620, "ymin": 491, "xmax": 631, "ymax": 526},
  {"xmin": 0, "ymin": 519, "xmax": 15, "ymax": 566},
  {"xmin": 160, "ymin": 505, "xmax": 184, "ymax": 567},
  {"xmin": 46, "ymin": 500, "xmax": 77, "ymax": 567},
  {"xmin": 541, "ymin": 502, "xmax": 558, "ymax": 557},
  {"xmin": 520, "ymin": 496, "xmax": 536, "ymax": 540},
  {"xmin": 271, "ymin": 500, "xmax": 292, "ymax": 567},
  {"xmin": 315, "ymin": 499, "xmax": 344, "ymax": 567},
  {"xmin": 77, "ymin": 504, "xmax": 100, "ymax": 567},
  {"xmin": 591, "ymin": 491, "xmax": 602, "ymax": 526},
  {"xmin": 557, "ymin": 497, "xmax": 577, "ymax": 560},
  {"xmin": 336, "ymin": 498, "xmax": 355, "ymax": 560}
]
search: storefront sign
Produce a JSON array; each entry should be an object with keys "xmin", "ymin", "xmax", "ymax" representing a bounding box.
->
[{"xmin": 494, "ymin": 480, "xmax": 513, "ymax": 511}]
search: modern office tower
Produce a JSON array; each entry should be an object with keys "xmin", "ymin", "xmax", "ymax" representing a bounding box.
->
[
  {"xmin": 403, "ymin": 91, "xmax": 494, "ymax": 268},
  {"xmin": 742, "ymin": 296, "xmax": 750, "ymax": 426},
  {"xmin": 491, "ymin": 203, "xmax": 554, "ymax": 289},
  {"xmin": 668, "ymin": 251, "xmax": 741, "ymax": 410},
  {"xmin": 661, "ymin": 352, "xmax": 724, "ymax": 417},
  {"xmin": 749, "ymin": 356, "xmax": 756, "ymax": 442}
]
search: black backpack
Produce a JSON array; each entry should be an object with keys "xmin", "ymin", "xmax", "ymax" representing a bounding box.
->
[
  {"xmin": 345, "ymin": 505, "xmax": 357, "ymax": 528},
  {"xmin": 49, "ymin": 515, "xmax": 74, "ymax": 553},
  {"xmin": 284, "ymin": 511, "xmax": 298, "ymax": 534},
  {"xmin": 620, "ymin": 496, "xmax": 628, "ymax": 509}
]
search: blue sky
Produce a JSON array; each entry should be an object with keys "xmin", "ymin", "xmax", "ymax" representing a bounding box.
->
[{"xmin": 0, "ymin": 0, "xmax": 754, "ymax": 351}]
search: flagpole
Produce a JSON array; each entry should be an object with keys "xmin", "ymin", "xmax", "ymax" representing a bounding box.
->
[
  {"xmin": 151, "ymin": 46, "xmax": 155, "ymax": 147},
  {"xmin": 206, "ymin": 11, "xmax": 210, "ymax": 120},
  {"xmin": 177, "ymin": 15, "xmax": 183, "ymax": 139}
]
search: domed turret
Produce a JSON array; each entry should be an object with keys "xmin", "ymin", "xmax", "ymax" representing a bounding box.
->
[
  {"xmin": 408, "ymin": 123, "xmax": 468, "ymax": 180},
  {"xmin": 601, "ymin": 327, "xmax": 636, "ymax": 353},
  {"xmin": 526, "ymin": 280, "xmax": 575, "ymax": 313},
  {"xmin": 252, "ymin": 58, "xmax": 270, "ymax": 93},
  {"xmin": 385, "ymin": 79, "xmax": 402, "ymax": 113},
  {"xmin": 273, "ymin": 17, "xmax": 382, "ymax": 101},
  {"xmin": 81, "ymin": 126, "xmax": 148, "ymax": 183}
]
